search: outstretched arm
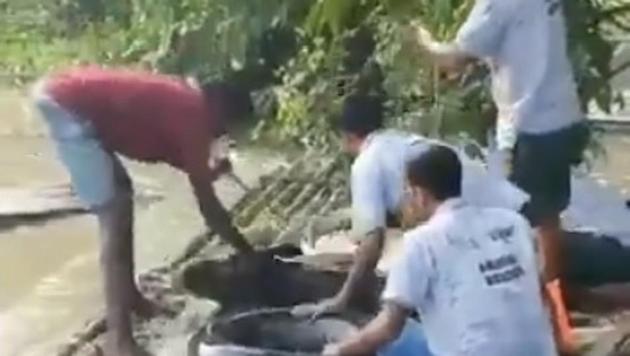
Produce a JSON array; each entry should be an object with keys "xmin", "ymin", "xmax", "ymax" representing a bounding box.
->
[
  {"xmin": 333, "ymin": 227, "xmax": 386, "ymax": 308},
  {"xmin": 189, "ymin": 169, "xmax": 254, "ymax": 253},
  {"xmin": 292, "ymin": 227, "xmax": 385, "ymax": 318},
  {"xmin": 327, "ymin": 230, "xmax": 434, "ymax": 354},
  {"xmin": 324, "ymin": 302, "xmax": 410, "ymax": 356},
  {"xmin": 405, "ymin": 0, "xmax": 511, "ymax": 74}
]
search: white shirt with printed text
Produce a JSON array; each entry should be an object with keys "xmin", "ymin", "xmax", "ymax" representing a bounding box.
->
[
  {"xmin": 351, "ymin": 130, "xmax": 528, "ymax": 236},
  {"xmin": 383, "ymin": 199, "xmax": 557, "ymax": 356}
]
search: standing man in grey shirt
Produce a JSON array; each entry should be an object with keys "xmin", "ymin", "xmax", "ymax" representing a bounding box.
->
[{"xmin": 407, "ymin": 0, "xmax": 589, "ymax": 353}]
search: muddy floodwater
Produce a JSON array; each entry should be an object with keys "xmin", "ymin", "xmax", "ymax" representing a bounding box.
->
[
  {"xmin": 1, "ymin": 79, "xmax": 630, "ymax": 356},
  {"xmin": 0, "ymin": 88, "xmax": 289, "ymax": 356}
]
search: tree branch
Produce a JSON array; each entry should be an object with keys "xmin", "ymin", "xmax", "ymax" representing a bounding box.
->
[{"xmin": 593, "ymin": 4, "xmax": 630, "ymax": 28}]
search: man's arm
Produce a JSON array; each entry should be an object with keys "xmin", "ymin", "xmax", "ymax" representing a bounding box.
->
[
  {"xmin": 292, "ymin": 227, "xmax": 385, "ymax": 317},
  {"xmin": 325, "ymin": 231, "xmax": 431, "ymax": 355},
  {"xmin": 330, "ymin": 157, "xmax": 388, "ymax": 310},
  {"xmin": 292, "ymin": 157, "xmax": 388, "ymax": 317},
  {"xmin": 406, "ymin": 0, "xmax": 511, "ymax": 74},
  {"xmin": 325, "ymin": 302, "xmax": 410, "ymax": 356},
  {"xmin": 189, "ymin": 172, "xmax": 254, "ymax": 253},
  {"xmin": 334, "ymin": 227, "xmax": 386, "ymax": 308},
  {"xmin": 405, "ymin": 25, "xmax": 474, "ymax": 74}
]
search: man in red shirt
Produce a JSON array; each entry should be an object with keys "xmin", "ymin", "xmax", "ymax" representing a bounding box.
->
[{"xmin": 32, "ymin": 67, "xmax": 254, "ymax": 356}]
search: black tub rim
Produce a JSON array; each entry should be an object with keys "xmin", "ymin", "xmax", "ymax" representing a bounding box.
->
[{"xmin": 189, "ymin": 307, "xmax": 364, "ymax": 356}]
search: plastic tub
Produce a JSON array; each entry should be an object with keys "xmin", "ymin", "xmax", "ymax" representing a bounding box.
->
[{"xmin": 195, "ymin": 308, "xmax": 360, "ymax": 356}]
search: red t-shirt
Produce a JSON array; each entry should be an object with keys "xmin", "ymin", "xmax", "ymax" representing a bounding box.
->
[{"xmin": 46, "ymin": 67, "xmax": 220, "ymax": 183}]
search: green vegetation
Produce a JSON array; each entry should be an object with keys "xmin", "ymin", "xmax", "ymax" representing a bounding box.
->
[{"xmin": 1, "ymin": 0, "xmax": 629, "ymax": 149}]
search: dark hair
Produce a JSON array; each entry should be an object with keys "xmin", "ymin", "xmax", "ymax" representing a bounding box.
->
[
  {"xmin": 406, "ymin": 145, "xmax": 462, "ymax": 201},
  {"xmin": 201, "ymin": 81, "xmax": 253, "ymax": 122},
  {"xmin": 339, "ymin": 94, "xmax": 383, "ymax": 138}
]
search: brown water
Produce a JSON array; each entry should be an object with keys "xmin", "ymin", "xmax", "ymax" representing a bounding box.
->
[{"xmin": 0, "ymin": 88, "xmax": 289, "ymax": 356}]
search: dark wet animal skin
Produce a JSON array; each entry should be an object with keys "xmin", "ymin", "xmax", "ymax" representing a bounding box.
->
[{"xmin": 181, "ymin": 244, "xmax": 380, "ymax": 315}]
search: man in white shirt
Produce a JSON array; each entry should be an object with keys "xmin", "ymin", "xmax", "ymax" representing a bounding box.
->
[
  {"xmin": 293, "ymin": 95, "xmax": 528, "ymax": 318},
  {"xmin": 407, "ymin": 0, "xmax": 589, "ymax": 351},
  {"xmin": 323, "ymin": 145, "xmax": 557, "ymax": 356}
]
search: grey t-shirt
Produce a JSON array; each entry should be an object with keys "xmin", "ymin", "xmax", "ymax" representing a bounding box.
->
[{"xmin": 456, "ymin": 0, "xmax": 583, "ymax": 149}]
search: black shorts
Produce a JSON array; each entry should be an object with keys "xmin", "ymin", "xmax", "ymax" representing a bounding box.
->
[{"xmin": 510, "ymin": 122, "xmax": 590, "ymax": 226}]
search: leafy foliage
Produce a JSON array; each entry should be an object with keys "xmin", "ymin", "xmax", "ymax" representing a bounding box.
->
[
  {"xmin": 1, "ymin": 0, "xmax": 628, "ymax": 151},
  {"xmin": 268, "ymin": 0, "xmax": 629, "ymax": 151},
  {"xmin": 564, "ymin": 0, "xmax": 630, "ymax": 113}
]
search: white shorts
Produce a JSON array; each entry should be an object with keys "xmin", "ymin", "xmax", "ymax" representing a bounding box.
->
[{"xmin": 32, "ymin": 81, "xmax": 117, "ymax": 209}]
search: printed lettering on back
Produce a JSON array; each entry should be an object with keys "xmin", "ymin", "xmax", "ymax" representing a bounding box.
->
[{"xmin": 479, "ymin": 224, "xmax": 524, "ymax": 286}]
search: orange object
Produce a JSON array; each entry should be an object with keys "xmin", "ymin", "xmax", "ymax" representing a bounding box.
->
[{"xmin": 546, "ymin": 279, "xmax": 576, "ymax": 354}]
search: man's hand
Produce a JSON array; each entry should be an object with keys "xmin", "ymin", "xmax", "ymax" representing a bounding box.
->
[
  {"xmin": 488, "ymin": 148, "xmax": 513, "ymax": 179},
  {"xmin": 402, "ymin": 22, "xmax": 473, "ymax": 73},
  {"xmin": 320, "ymin": 303, "xmax": 410, "ymax": 356},
  {"xmin": 296, "ymin": 229, "xmax": 385, "ymax": 320},
  {"xmin": 292, "ymin": 296, "xmax": 347, "ymax": 321},
  {"xmin": 209, "ymin": 158, "xmax": 233, "ymax": 179},
  {"xmin": 209, "ymin": 135, "xmax": 234, "ymax": 179}
]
